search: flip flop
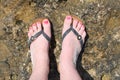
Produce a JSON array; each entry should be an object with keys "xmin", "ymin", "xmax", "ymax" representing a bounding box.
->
[
  {"xmin": 28, "ymin": 19, "xmax": 51, "ymax": 48},
  {"xmin": 62, "ymin": 16, "xmax": 84, "ymax": 66},
  {"xmin": 62, "ymin": 17, "xmax": 84, "ymax": 47}
]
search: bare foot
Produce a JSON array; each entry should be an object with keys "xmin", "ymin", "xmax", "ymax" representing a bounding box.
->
[
  {"xmin": 59, "ymin": 15, "xmax": 86, "ymax": 80},
  {"xmin": 28, "ymin": 19, "xmax": 51, "ymax": 80}
]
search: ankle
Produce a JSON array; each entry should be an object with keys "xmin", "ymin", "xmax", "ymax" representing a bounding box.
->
[
  {"xmin": 30, "ymin": 69, "xmax": 49, "ymax": 80},
  {"xmin": 59, "ymin": 60, "xmax": 77, "ymax": 75},
  {"xmin": 60, "ymin": 54, "xmax": 75, "ymax": 68},
  {"xmin": 33, "ymin": 62, "xmax": 49, "ymax": 71},
  {"xmin": 60, "ymin": 52, "xmax": 72, "ymax": 62}
]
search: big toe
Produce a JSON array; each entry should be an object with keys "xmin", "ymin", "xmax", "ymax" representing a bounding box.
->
[
  {"xmin": 62, "ymin": 15, "xmax": 72, "ymax": 34},
  {"xmin": 42, "ymin": 19, "xmax": 51, "ymax": 38}
]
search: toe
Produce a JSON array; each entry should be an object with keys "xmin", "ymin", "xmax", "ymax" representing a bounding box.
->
[
  {"xmin": 79, "ymin": 24, "xmax": 85, "ymax": 34},
  {"xmin": 63, "ymin": 15, "xmax": 72, "ymax": 34},
  {"xmin": 42, "ymin": 19, "xmax": 51, "ymax": 38},
  {"xmin": 79, "ymin": 25, "xmax": 85, "ymax": 34},
  {"xmin": 81, "ymin": 25, "xmax": 85, "ymax": 31},
  {"xmin": 28, "ymin": 26, "xmax": 33, "ymax": 39},
  {"xmin": 32, "ymin": 23, "xmax": 38, "ymax": 35},
  {"xmin": 76, "ymin": 21, "xmax": 82, "ymax": 31},
  {"xmin": 82, "ymin": 31, "xmax": 86, "ymax": 41},
  {"xmin": 36, "ymin": 22, "xmax": 42, "ymax": 31},
  {"xmin": 73, "ymin": 19, "xmax": 79, "ymax": 29}
]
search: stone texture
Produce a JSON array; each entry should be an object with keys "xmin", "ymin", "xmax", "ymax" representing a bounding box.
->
[
  {"xmin": 0, "ymin": 62, "xmax": 10, "ymax": 80},
  {"xmin": 102, "ymin": 74, "xmax": 111, "ymax": 80},
  {"xmin": 0, "ymin": 41, "xmax": 11, "ymax": 61},
  {"xmin": 0, "ymin": 0, "xmax": 120, "ymax": 80}
]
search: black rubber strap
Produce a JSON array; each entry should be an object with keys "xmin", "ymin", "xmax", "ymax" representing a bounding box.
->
[
  {"xmin": 62, "ymin": 27, "xmax": 73, "ymax": 41},
  {"xmin": 28, "ymin": 30, "xmax": 51, "ymax": 48},
  {"xmin": 62, "ymin": 25, "xmax": 83, "ymax": 46},
  {"xmin": 71, "ymin": 27, "xmax": 83, "ymax": 46},
  {"xmin": 42, "ymin": 31, "xmax": 51, "ymax": 42}
]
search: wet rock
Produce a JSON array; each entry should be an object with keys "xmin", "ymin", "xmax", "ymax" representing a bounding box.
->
[
  {"xmin": 0, "ymin": 0, "xmax": 120, "ymax": 80},
  {"xmin": 0, "ymin": 22, "xmax": 5, "ymax": 36},
  {"xmin": 111, "ymin": 62, "xmax": 120, "ymax": 80},
  {"xmin": 0, "ymin": 41, "xmax": 11, "ymax": 61},
  {"xmin": 15, "ymin": 3, "xmax": 36, "ymax": 23},
  {"xmin": 31, "ymin": 0, "xmax": 47, "ymax": 7},
  {"xmin": 102, "ymin": 74, "xmax": 111, "ymax": 80},
  {"xmin": 88, "ymin": 68, "xmax": 96, "ymax": 77},
  {"xmin": 0, "ymin": 62, "xmax": 10, "ymax": 80}
]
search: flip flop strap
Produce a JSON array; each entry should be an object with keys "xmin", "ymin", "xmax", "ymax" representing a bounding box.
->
[
  {"xmin": 28, "ymin": 30, "xmax": 51, "ymax": 48},
  {"xmin": 62, "ymin": 26, "xmax": 83, "ymax": 46}
]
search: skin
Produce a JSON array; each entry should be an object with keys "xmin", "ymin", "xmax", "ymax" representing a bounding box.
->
[
  {"xmin": 28, "ymin": 19, "xmax": 51, "ymax": 80},
  {"xmin": 28, "ymin": 15, "xmax": 86, "ymax": 80},
  {"xmin": 59, "ymin": 15, "xmax": 86, "ymax": 80}
]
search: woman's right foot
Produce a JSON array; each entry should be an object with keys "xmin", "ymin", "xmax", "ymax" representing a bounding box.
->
[
  {"xmin": 59, "ymin": 15, "xmax": 86, "ymax": 80},
  {"xmin": 28, "ymin": 19, "xmax": 51, "ymax": 80}
]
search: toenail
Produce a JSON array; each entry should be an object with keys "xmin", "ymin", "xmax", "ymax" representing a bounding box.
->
[
  {"xmin": 80, "ymin": 22, "xmax": 82, "ymax": 26},
  {"xmin": 44, "ymin": 20, "xmax": 48, "ymax": 24},
  {"xmin": 32, "ymin": 23, "xmax": 36, "ymax": 26},
  {"xmin": 81, "ymin": 25, "xmax": 84, "ymax": 29},
  {"xmin": 36, "ymin": 22, "xmax": 40, "ymax": 27},
  {"xmin": 37, "ymin": 22, "xmax": 40, "ymax": 25},
  {"xmin": 67, "ymin": 16, "xmax": 71, "ymax": 20},
  {"xmin": 33, "ymin": 26, "xmax": 37, "ymax": 29},
  {"xmin": 29, "ymin": 27, "xmax": 32, "ymax": 30}
]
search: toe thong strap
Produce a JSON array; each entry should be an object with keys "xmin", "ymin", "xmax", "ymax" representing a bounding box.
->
[
  {"xmin": 42, "ymin": 31, "xmax": 51, "ymax": 42},
  {"xmin": 62, "ymin": 25, "xmax": 83, "ymax": 46},
  {"xmin": 62, "ymin": 27, "xmax": 73, "ymax": 41},
  {"xmin": 71, "ymin": 27, "xmax": 83, "ymax": 46},
  {"xmin": 28, "ymin": 30, "xmax": 51, "ymax": 48}
]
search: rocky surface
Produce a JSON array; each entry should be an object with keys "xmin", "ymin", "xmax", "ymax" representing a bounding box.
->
[{"xmin": 0, "ymin": 0, "xmax": 120, "ymax": 80}]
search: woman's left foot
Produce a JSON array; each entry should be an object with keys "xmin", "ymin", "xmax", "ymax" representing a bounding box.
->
[
  {"xmin": 59, "ymin": 15, "xmax": 86, "ymax": 80},
  {"xmin": 60, "ymin": 15, "xmax": 86, "ymax": 65}
]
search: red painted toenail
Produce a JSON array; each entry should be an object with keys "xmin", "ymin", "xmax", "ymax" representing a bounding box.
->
[
  {"xmin": 67, "ymin": 16, "xmax": 71, "ymax": 20},
  {"xmin": 29, "ymin": 27, "xmax": 32, "ymax": 30},
  {"xmin": 32, "ymin": 23, "xmax": 36, "ymax": 26},
  {"xmin": 44, "ymin": 20, "xmax": 48, "ymax": 24}
]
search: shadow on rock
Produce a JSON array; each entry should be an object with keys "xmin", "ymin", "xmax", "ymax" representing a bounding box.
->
[
  {"xmin": 48, "ymin": 21, "xmax": 60, "ymax": 80},
  {"xmin": 77, "ymin": 31, "xmax": 94, "ymax": 80}
]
